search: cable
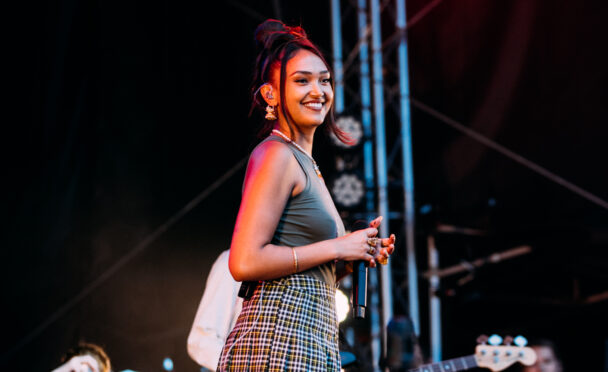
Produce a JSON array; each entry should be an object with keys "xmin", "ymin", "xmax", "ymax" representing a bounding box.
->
[
  {"xmin": 1, "ymin": 157, "xmax": 248, "ymax": 363},
  {"xmin": 381, "ymin": 0, "xmax": 444, "ymax": 51},
  {"xmin": 409, "ymin": 97, "xmax": 608, "ymax": 211},
  {"xmin": 342, "ymin": 0, "xmax": 446, "ymax": 77}
]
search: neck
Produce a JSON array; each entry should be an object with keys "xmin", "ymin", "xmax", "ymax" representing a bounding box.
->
[{"xmin": 274, "ymin": 123, "xmax": 315, "ymax": 154}]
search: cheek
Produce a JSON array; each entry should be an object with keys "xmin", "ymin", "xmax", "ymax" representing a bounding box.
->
[{"xmin": 325, "ymin": 92, "xmax": 334, "ymax": 108}]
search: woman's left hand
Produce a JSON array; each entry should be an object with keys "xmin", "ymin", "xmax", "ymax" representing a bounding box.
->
[
  {"xmin": 367, "ymin": 216, "xmax": 395, "ymax": 265},
  {"xmin": 373, "ymin": 234, "xmax": 395, "ymax": 264}
]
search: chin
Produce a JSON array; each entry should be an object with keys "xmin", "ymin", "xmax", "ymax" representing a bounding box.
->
[
  {"xmin": 305, "ymin": 114, "xmax": 328, "ymax": 126},
  {"xmin": 303, "ymin": 119, "xmax": 325, "ymax": 127}
]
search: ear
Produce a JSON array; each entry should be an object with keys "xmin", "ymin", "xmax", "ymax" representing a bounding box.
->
[{"xmin": 260, "ymin": 83, "xmax": 278, "ymax": 106}]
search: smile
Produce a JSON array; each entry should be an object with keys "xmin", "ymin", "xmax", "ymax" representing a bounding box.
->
[{"xmin": 303, "ymin": 102, "xmax": 324, "ymax": 110}]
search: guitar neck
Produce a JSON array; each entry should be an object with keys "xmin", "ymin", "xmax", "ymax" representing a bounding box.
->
[{"xmin": 409, "ymin": 355, "xmax": 478, "ymax": 372}]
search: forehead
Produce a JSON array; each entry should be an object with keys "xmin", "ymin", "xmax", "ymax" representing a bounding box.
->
[{"xmin": 286, "ymin": 49, "xmax": 329, "ymax": 74}]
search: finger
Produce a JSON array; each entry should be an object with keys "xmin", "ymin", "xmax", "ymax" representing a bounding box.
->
[
  {"xmin": 368, "ymin": 256, "xmax": 376, "ymax": 268},
  {"xmin": 387, "ymin": 244, "xmax": 395, "ymax": 255},
  {"xmin": 365, "ymin": 242, "xmax": 376, "ymax": 255},
  {"xmin": 379, "ymin": 234, "xmax": 395, "ymax": 247},
  {"xmin": 365, "ymin": 227, "xmax": 379, "ymax": 237},
  {"xmin": 369, "ymin": 216, "xmax": 382, "ymax": 228}
]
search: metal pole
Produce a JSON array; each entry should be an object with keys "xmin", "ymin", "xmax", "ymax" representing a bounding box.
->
[
  {"xmin": 370, "ymin": 0, "xmax": 393, "ymax": 367},
  {"xmin": 331, "ymin": 0, "xmax": 344, "ymax": 114},
  {"xmin": 395, "ymin": 0, "xmax": 421, "ymax": 336},
  {"xmin": 427, "ymin": 235, "xmax": 442, "ymax": 361},
  {"xmin": 358, "ymin": 1, "xmax": 382, "ymax": 370},
  {"xmin": 332, "ymin": 0, "xmax": 358, "ymax": 349},
  {"xmin": 357, "ymin": 0, "xmax": 375, "ymax": 216}
]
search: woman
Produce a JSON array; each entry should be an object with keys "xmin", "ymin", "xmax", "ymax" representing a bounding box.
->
[{"xmin": 217, "ymin": 19, "xmax": 396, "ymax": 371}]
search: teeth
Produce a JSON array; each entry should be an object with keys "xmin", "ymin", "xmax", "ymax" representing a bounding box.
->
[{"xmin": 304, "ymin": 102, "xmax": 323, "ymax": 109}]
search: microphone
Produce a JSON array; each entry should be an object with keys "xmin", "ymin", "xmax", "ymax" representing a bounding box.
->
[{"xmin": 351, "ymin": 220, "xmax": 369, "ymax": 318}]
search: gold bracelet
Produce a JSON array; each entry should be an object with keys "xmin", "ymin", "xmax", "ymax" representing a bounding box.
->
[{"xmin": 291, "ymin": 247, "xmax": 298, "ymax": 274}]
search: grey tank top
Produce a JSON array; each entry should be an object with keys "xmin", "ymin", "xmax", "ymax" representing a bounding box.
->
[{"xmin": 260, "ymin": 136, "xmax": 345, "ymax": 288}]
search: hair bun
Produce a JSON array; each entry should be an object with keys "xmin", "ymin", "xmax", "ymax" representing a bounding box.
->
[{"xmin": 254, "ymin": 19, "xmax": 308, "ymax": 50}]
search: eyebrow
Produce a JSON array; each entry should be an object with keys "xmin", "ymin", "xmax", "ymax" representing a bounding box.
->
[{"xmin": 290, "ymin": 70, "xmax": 330, "ymax": 76}]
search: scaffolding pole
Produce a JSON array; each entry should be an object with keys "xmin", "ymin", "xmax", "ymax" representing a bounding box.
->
[
  {"xmin": 358, "ymin": 1, "xmax": 383, "ymax": 370},
  {"xmin": 331, "ymin": 0, "xmax": 344, "ymax": 114},
  {"xmin": 395, "ymin": 0, "xmax": 421, "ymax": 337},
  {"xmin": 358, "ymin": 0, "xmax": 375, "ymax": 216},
  {"xmin": 370, "ymin": 0, "xmax": 394, "ymax": 367}
]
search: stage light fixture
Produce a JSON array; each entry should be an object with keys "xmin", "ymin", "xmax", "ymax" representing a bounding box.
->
[
  {"xmin": 331, "ymin": 173, "xmax": 364, "ymax": 208},
  {"xmin": 331, "ymin": 116, "xmax": 363, "ymax": 148}
]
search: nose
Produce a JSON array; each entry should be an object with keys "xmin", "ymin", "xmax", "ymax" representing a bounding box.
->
[{"xmin": 310, "ymin": 81, "xmax": 323, "ymax": 97}]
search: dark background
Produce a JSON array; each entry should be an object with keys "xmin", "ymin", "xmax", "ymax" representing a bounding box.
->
[{"xmin": 5, "ymin": 0, "xmax": 607, "ymax": 371}]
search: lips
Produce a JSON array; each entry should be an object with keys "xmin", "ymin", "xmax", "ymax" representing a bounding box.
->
[{"xmin": 303, "ymin": 101, "xmax": 324, "ymax": 110}]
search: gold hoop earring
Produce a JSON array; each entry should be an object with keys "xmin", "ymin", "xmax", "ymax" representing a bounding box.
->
[{"xmin": 265, "ymin": 105, "xmax": 277, "ymax": 120}]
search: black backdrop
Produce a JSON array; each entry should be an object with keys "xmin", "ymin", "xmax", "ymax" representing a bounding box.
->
[{"xmin": 5, "ymin": 0, "xmax": 608, "ymax": 371}]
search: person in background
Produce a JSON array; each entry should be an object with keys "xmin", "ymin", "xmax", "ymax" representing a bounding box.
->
[
  {"xmin": 521, "ymin": 339, "xmax": 563, "ymax": 372},
  {"xmin": 383, "ymin": 315, "xmax": 425, "ymax": 371},
  {"xmin": 187, "ymin": 250, "xmax": 242, "ymax": 371},
  {"xmin": 51, "ymin": 342, "xmax": 111, "ymax": 372}
]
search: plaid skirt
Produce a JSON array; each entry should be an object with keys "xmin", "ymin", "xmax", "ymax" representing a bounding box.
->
[{"xmin": 217, "ymin": 273, "xmax": 340, "ymax": 371}]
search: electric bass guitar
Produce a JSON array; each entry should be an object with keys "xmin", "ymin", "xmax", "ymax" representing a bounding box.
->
[{"xmin": 408, "ymin": 336, "xmax": 537, "ymax": 372}]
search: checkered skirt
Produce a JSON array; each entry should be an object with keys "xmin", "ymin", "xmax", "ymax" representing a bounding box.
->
[{"xmin": 217, "ymin": 273, "xmax": 340, "ymax": 371}]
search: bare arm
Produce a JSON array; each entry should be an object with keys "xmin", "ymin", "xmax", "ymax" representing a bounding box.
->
[{"xmin": 228, "ymin": 140, "xmax": 379, "ymax": 282}]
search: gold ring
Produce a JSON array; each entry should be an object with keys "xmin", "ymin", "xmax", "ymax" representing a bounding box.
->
[
  {"xmin": 367, "ymin": 246, "xmax": 375, "ymax": 255},
  {"xmin": 367, "ymin": 237, "xmax": 378, "ymax": 247}
]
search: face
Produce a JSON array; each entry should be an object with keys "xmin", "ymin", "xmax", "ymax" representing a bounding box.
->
[
  {"xmin": 271, "ymin": 49, "xmax": 334, "ymax": 129},
  {"xmin": 522, "ymin": 346, "xmax": 562, "ymax": 372}
]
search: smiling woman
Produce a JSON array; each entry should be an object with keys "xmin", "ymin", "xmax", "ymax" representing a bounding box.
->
[
  {"xmin": 215, "ymin": 19, "xmax": 396, "ymax": 372},
  {"xmin": 270, "ymin": 51, "xmax": 333, "ymax": 128}
]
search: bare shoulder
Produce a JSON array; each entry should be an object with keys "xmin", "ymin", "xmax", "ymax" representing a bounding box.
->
[{"xmin": 248, "ymin": 139, "xmax": 296, "ymax": 172}]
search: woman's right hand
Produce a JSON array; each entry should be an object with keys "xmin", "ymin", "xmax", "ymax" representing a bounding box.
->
[{"xmin": 335, "ymin": 226, "xmax": 379, "ymax": 267}]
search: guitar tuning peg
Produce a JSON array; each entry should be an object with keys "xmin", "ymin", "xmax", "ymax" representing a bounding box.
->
[
  {"xmin": 476, "ymin": 334, "xmax": 488, "ymax": 344},
  {"xmin": 504, "ymin": 335, "xmax": 513, "ymax": 345},
  {"xmin": 488, "ymin": 334, "xmax": 503, "ymax": 346},
  {"xmin": 514, "ymin": 335, "xmax": 528, "ymax": 347}
]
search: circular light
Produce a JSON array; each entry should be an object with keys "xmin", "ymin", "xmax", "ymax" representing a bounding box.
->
[
  {"xmin": 332, "ymin": 173, "xmax": 364, "ymax": 207},
  {"xmin": 335, "ymin": 289, "xmax": 350, "ymax": 323},
  {"xmin": 163, "ymin": 357, "xmax": 174, "ymax": 371},
  {"xmin": 331, "ymin": 116, "xmax": 363, "ymax": 148}
]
